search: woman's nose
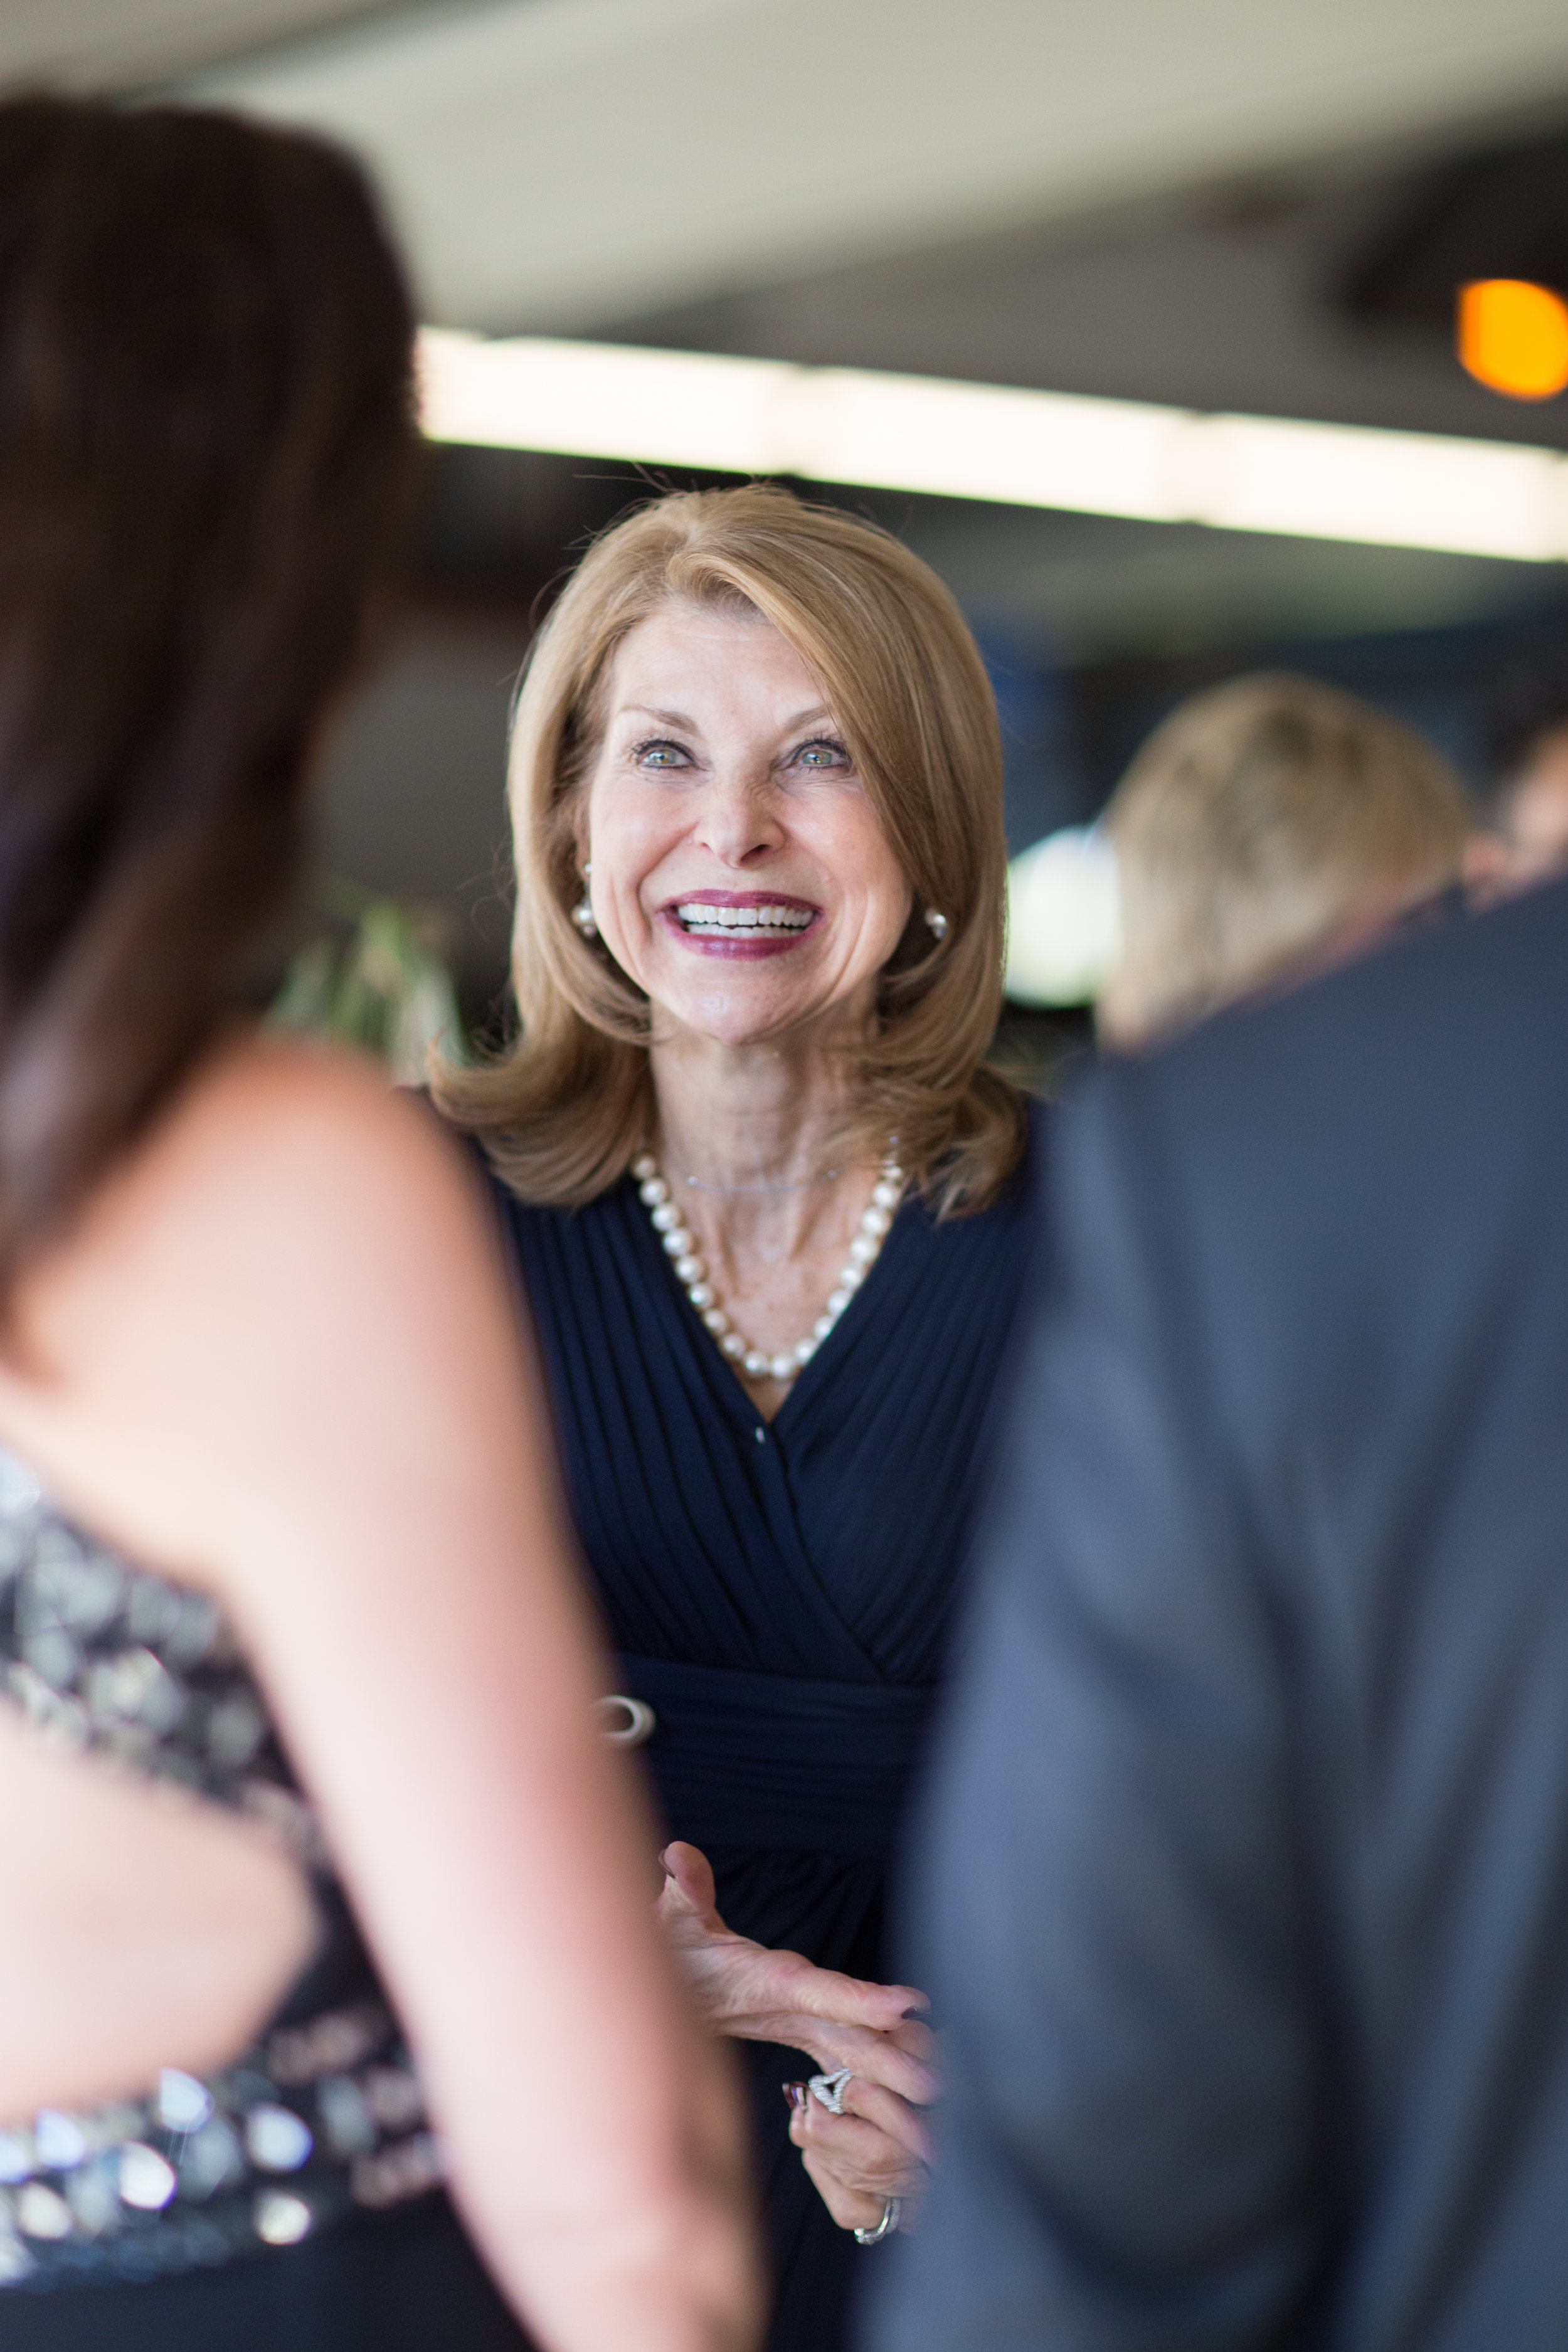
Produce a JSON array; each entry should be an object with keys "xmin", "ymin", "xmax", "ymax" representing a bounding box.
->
[{"xmin": 694, "ymin": 773, "xmax": 784, "ymax": 866}]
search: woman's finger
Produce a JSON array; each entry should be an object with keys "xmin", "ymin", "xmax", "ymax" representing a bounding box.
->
[
  {"xmin": 790, "ymin": 2016, "xmax": 940, "ymax": 2107},
  {"xmin": 834, "ymin": 2075, "xmax": 934, "ymax": 2166},
  {"xmin": 797, "ymin": 2146, "xmax": 886, "ymax": 2234},
  {"xmin": 789, "ymin": 2103, "xmax": 926, "ymax": 2203},
  {"xmin": 656, "ymin": 1840, "xmax": 720, "ymax": 1922},
  {"xmin": 792, "ymin": 2100, "xmax": 927, "ymax": 2193},
  {"xmin": 885, "ymin": 2013, "xmax": 938, "ymax": 2069},
  {"xmin": 780, "ymin": 1958, "xmax": 929, "ymax": 2037},
  {"xmin": 658, "ymin": 1902, "xmax": 942, "ymax": 2104}
]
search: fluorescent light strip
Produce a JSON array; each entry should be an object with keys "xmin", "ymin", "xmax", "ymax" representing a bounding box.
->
[{"xmin": 418, "ymin": 327, "xmax": 1568, "ymax": 563}]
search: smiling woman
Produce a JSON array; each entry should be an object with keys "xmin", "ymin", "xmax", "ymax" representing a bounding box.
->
[
  {"xmin": 581, "ymin": 597, "xmax": 915, "ymax": 1085},
  {"xmin": 434, "ymin": 485, "xmax": 1041, "ymax": 2352},
  {"xmin": 440, "ymin": 485, "xmax": 1019, "ymax": 1214}
]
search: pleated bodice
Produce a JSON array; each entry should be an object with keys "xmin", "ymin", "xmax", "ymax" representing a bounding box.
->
[{"xmin": 484, "ymin": 1113, "xmax": 1043, "ymax": 2352}]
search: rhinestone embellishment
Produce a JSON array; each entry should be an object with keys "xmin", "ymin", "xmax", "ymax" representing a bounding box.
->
[
  {"xmin": 0, "ymin": 1448, "xmax": 442, "ymax": 2287},
  {"xmin": 0, "ymin": 2000, "xmax": 437, "ymax": 2284}
]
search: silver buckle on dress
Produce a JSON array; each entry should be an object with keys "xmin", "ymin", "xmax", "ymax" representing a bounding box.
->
[{"xmin": 595, "ymin": 1695, "xmax": 657, "ymax": 1747}]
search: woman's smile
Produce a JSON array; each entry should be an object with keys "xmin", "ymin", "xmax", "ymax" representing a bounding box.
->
[
  {"xmin": 660, "ymin": 890, "xmax": 822, "ymax": 958},
  {"xmin": 583, "ymin": 603, "xmax": 913, "ymax": 1046}
]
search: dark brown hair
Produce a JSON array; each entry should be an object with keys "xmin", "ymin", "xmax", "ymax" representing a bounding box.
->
[{"xmin": 0, "ymin": 95, "xmax": 417, "ymax": 1287}]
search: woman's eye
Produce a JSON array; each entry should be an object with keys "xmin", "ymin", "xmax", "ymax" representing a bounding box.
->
[
  {"xmin": 632, "ymin": 738, "xmax": 691, "ymax": 769},
  {"xmin": 793, "ymin": 738, "xmax": 850, "ymax": 771}
]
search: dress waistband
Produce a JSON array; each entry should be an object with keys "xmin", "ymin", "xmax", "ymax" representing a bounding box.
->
[{"xmin": 614, "ymin": 1654, "xmax": 938, "ymax": 1862}]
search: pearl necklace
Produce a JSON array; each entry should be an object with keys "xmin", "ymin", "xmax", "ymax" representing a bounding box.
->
[{"xmin": 630, "ymin": 1148, "xmax": 904, "ymax": 1386}]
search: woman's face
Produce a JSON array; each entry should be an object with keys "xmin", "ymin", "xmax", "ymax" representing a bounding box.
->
[{"xmin": 581, "ymin": 602, "xmax": 913, "ymax": 1049}]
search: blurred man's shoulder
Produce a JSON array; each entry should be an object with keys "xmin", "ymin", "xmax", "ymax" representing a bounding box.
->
[{"xmin": 1101, "ymin": 876, "xmax": 1568, "ymax": 1158}]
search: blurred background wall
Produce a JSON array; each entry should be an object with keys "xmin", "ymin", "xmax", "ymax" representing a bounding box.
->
[{"xmin": 14, "ymin": 0, "xmax": 1568, "ymax": 1034}]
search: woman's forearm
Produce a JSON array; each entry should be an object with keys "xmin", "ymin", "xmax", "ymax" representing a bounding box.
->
[{"xmin": 446, "ymin": 2020, "xmax": 759, "ymax": 2352}]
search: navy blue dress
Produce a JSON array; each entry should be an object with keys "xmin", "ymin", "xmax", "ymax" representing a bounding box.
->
[{"xmin": 484, "ymin": 1120, "xmax": 1041, "ymax": 2352}]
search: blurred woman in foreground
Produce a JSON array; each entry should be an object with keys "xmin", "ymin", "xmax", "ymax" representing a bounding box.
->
[
  {"xmin": 1099, "ymin": 672, "xmax": 1471, "ymax": 1049},
  {"xmin": 0, "ymin": 97, "xmax": 755, "ymax": 2352}
]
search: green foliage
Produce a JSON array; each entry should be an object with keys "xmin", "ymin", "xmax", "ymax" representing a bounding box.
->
[{"xmin": 270, "ymin": 885, "xmax": 464, "ymax": 1085}]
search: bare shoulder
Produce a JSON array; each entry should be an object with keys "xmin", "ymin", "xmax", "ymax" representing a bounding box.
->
[
  {"xmin": 0, "ymin": 1036, "xmax": 504, "ymax": 1559},
  {"xmin": 52, "ymin": 1034, "xmax": 481, "ymax": 1306},
  {"xmin": 143, "ymin": 1032, "xmax": 470, "ymax": 1226}
]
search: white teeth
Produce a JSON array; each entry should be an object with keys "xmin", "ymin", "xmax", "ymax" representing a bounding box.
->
[{"xmin": 674, "ymin": 901, "xmax": 813, "ymax": 933}]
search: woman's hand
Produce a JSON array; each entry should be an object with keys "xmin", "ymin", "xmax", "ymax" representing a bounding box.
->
[
  {"xmin": 787, "ymin": 2070, "xmax": 931, "ymax": 2234},
  {"xmin": 659, "ymin": 1843, "xmax": 935, "ymax": 2236},
  {"xmin": 657, "ymin": 1841, "xmax": 936, "ymax": 2107}
]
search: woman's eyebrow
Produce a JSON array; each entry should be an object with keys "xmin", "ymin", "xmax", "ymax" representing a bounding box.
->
[
  {"xmin": 622, "ymin": 703, "xmax": 699, "ymax": 729},
  {"xmin": 618, "ymin": 703, "xmax": 837, "ymax": 733}
]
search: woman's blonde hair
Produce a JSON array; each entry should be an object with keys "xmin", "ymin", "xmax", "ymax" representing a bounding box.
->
[
  {"xmin": 435, "ymin": 484, "xmax": 1025, "ymax": 1214},
  {"xmin": 1098, "ymin": 671, "xmax": 1471, "ymax": 1047}
]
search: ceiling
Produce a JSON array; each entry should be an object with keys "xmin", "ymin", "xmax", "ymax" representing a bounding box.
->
[
  {"xmin": 152, "ymin": 0, "xmax": 1568, "ymax": 654},
  {"xmin": 12, "ymin": 0, "xmax": 1568, "ymax": 992},
  {"xmin": 0, "ymin": 0, "xmax": 420, "ymax": 93},
  {"xmin": 175, "ymin": 0, "xmax": 1568, "ymax": 337},
  {"xmin": 612, "ymin": 161, "xmax": 1568, "ymax": 445},
  {"xmin": 10, "ymin": 4, "xmax": 1567, "ymax": 467},
  {"xmin": 601, "ymin": 150, "xmax": 1568, "ymax": 657}
]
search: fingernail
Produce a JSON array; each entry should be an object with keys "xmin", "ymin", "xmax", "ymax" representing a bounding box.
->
[{"xmin": 781, "ymin": 2083, "xmax": 808, "ymax": 2112}]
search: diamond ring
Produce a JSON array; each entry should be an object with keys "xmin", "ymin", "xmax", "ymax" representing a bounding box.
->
[{"xmin": 807, "ymin": 2067, "xmax": 853, "ymax": 2116}]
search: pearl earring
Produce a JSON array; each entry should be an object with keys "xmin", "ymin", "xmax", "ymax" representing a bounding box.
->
[
  {"xmin": 924, "ymin": 907, "xmax": 948, "ymax": 941},
  {"xmin": 572, "ymin": 862, "xmax": 597, "ymax": 939}
]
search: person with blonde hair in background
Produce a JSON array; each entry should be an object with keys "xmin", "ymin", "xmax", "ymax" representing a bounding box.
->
[
  {"xmin": 1465, "ymin": 646, "xmax": 1568, "ymax": 904},
  {"xmin": 435, "ymin": 482, "xmax": 1042, "ymax": 2352},
  {"xmin": 1098, "ymin": 672, "xmax": 1471, "ymax": 1050}
]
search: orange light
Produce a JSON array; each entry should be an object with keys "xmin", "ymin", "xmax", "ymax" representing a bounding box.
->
[{"xmin": 1458, "ymin": 279, "xmax": 1568, "ymax": 401}]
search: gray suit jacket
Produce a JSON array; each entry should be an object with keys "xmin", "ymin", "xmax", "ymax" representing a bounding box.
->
[{"xmin": 875, "ymin": 878, "xmax": 1568, "ymax": 2352}]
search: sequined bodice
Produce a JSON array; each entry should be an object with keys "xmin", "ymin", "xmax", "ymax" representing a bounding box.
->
[{"xmin": 0, "ymin": 1444, "xmax": 437, "ymax": 2292}]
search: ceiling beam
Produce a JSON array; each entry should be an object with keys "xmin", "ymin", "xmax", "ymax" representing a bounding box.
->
[
  {"xmin": 0, "ymin": 0, "xmax": 420, "ymax": 95},
  {"xmin": 185, "ymin": 0, "xmax": 1568, "ymax": 331}
]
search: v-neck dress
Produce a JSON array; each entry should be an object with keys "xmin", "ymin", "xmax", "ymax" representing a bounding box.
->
[{"xmin": 483, "ymin": 1116, "xmax": 1042, "ymax": 2352}]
